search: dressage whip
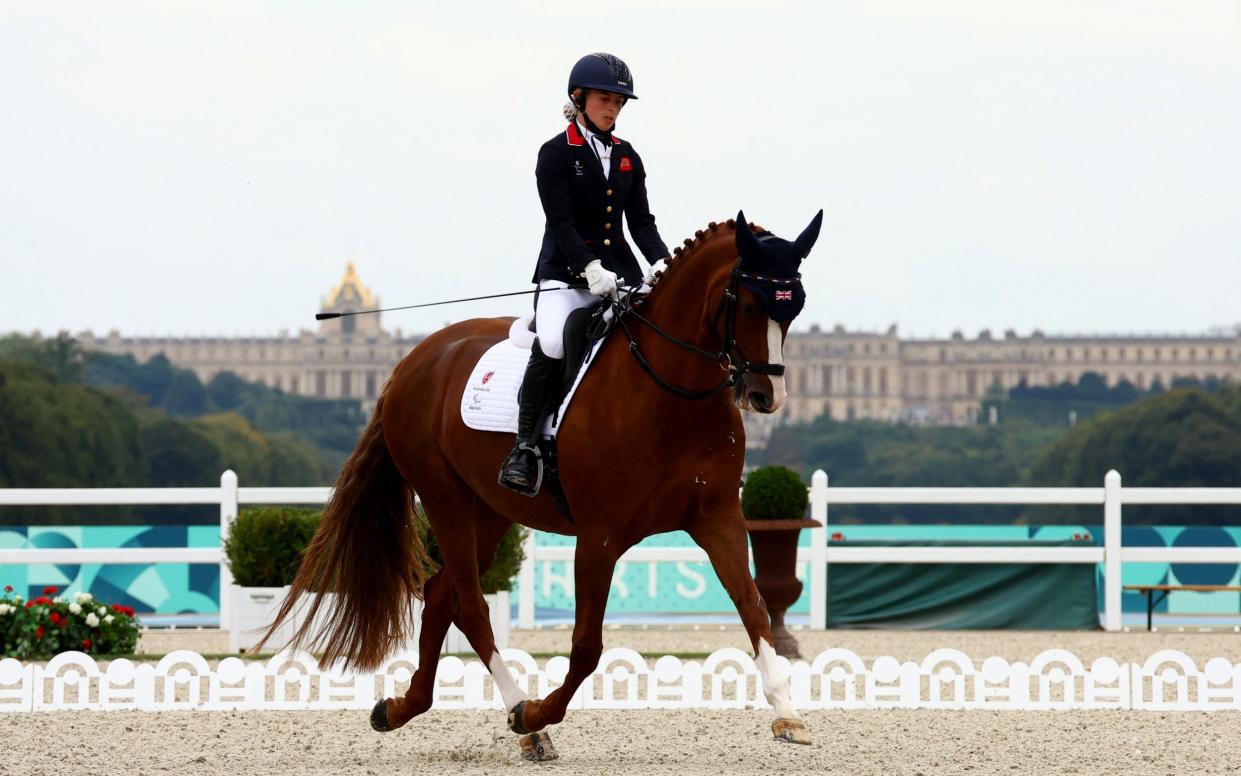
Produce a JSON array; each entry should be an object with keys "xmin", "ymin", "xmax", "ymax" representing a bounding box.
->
[{"xmin": 314, "ymin": 285, "xmax": 640, "ymax": 320}]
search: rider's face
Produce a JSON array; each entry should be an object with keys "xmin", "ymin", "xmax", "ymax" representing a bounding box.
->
[{"xmin": 583, "ymin": 90, "xmax": 625, "ymax": 130}]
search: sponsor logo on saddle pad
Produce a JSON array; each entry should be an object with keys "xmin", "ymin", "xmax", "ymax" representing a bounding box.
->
[{"xmin": 460, "ymin": 339, "xmax": 605, "ymax": 437}]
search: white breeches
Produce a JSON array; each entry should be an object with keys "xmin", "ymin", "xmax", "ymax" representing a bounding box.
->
[{"xmin": 535, "ymin": 280, "xmax": 597, "ymax": 360}]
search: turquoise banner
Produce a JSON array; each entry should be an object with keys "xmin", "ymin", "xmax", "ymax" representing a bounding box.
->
[{"xmin": 1, "ymin": 524, "xmax": 1238, "ymax": 618}]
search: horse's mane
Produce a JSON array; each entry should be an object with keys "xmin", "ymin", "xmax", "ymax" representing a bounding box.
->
[{"xmin": 647, "ymin": 218, "xmax": 766, "ymax": 293}]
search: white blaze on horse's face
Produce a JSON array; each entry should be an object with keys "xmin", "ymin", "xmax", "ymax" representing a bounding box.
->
[{"xmin": 766, "ymin": 320, "xmax": 787, "ymax": 412}]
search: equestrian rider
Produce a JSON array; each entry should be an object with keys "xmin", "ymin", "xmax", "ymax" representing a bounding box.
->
[{"xmin": 498, "ymin": 52, "xmax": 671, "ymax": 496}]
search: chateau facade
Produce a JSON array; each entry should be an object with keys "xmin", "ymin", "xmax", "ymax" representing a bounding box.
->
[
  {"xmin": 77, "ymin": 265, "xmax": 1240, "ymax": 426},
  {"xmin": 782, "ymin": 324, "xmax": 1241, "ymax": 424},
  {"xmin": 79, "ymin": 263, "xmax": 424, "ymax": 409}
]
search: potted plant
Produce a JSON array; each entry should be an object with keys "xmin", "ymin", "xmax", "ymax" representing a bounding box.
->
[
  {"xmin": 742, "ymin": 465, "xmax": 820, "ymax": 658},
  {"xmin": 416, "ymin": 516, "xmax": 526, "ymax": 654},
  {"xmin": 223, "ymin": 506, "xmax": 319, "ymax": 653}
]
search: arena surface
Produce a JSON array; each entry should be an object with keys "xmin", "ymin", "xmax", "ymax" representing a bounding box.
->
[{"xmin": 7, "ymin": 627, "xmax": 1240, "ymax": 776}]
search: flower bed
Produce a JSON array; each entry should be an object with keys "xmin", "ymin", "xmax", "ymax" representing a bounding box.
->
[{"xmin": 0, "ymin": 585, "xmax": 141, "ymax": 660}]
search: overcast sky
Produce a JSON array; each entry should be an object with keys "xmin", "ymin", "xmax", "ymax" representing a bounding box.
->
[{"xmin": 3, "ymin": 1, "xmax": 1239, "ymax": 341}]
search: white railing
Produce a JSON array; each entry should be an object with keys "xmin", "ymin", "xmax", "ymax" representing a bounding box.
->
[
  {"xmin": 2, "ymin": 470, "xmax": 1241, "ymax": 631},
  {"xmin": 3, "ymin": 647, "xmax": 1240, "ymax": 712}
]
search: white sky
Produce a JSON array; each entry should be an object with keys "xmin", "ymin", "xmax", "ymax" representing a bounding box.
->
[{"xmin": 3, "ymin": 1, "xmax": 1239, "ymax": 340}]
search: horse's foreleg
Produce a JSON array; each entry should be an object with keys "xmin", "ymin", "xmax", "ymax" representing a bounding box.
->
[
  {"xmin": 509, "ymin": 535, "xmax": 618, "ymax": 735},
  {"xmin": 688, "ymin": 516, "xmax": 810, "ymax": 745}
]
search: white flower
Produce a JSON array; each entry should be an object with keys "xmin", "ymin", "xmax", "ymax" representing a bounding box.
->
[
  {"xmin": 0, "ymin": 604, "xmax": 11, "ymax": 615},
  {"xmin": 104, "ymin": 614, "xmax": 115, "ymax": 625},
  {"xmin": 69, "ymin": 602, "xmax": 82, "ymax": 615},
  {"xmin": 85, "ymin": 613, "xmax": 100, "ymax": 627},
  {"xmin": 75, "ymin": 592, "xmax": 93, "ymax": 603},
  {"xmin": 54, "ymin": 596, "xmax": 65, "ymax": 604},
  {"xmin": 96, "ymin": 606, "xmax": 106, "ymax": 616}
]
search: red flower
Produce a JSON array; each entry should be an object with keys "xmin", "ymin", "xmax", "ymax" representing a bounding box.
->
[
  {"xmin": 25, "ymin": 601, "xmax": 34, "ymax": 609},
  {"xmin": 3, "ymin": 585, "xmax": 11, "ymax": 593},
  {"xmin": 42, "ymin": 586, "xmax": 58, "ymax": 595},
  {"xmin": 49, "ymin": 612, "xmax": 61, "ymax": 625},
  {"xmin": 82, "ymin": 638, "xmax": 92, "ymax": 650},
  {"xmin": 34, "ymin": 596, "xmax": 51, "ymax": 606},
  {"xmin": 35, "ymin": 626, "xmax": 44, "ymax": 639}
]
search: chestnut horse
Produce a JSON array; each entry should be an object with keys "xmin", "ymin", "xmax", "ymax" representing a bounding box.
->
[{"xmin": 260, "ymin": 212, "xmax": 823, "ymax": 754}]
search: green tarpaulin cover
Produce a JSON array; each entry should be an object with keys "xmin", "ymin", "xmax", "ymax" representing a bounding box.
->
[{"xmin": 826, "ymin": 539, "xmax": 1099, "ymax": 629}]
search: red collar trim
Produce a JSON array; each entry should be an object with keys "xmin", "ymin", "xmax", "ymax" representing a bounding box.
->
[{"xmin": 565, "ymin": 122, "xmax": 585, "ymax": 146}]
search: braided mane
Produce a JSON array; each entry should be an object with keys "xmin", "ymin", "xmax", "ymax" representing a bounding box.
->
[{"xmin": 646, "ymin": 218, "xmax": 765, "ymax": 291}]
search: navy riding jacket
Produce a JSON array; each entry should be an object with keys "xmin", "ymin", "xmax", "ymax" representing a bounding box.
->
[{"xmin": 533, "ymin": 122, "xmax": 670, "ymax": 286}]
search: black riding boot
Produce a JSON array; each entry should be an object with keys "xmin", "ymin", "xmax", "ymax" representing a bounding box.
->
[{"xmin": 498, "ymin": 341, "xmax": 562, "ymax": 496}]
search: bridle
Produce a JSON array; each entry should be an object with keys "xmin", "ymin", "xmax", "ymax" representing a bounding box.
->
[{"xmin": 611, "ymin": 259, "xmax": 798, "ymax": 400}]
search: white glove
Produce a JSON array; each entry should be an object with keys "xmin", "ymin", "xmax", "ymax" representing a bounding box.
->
[
  {"xmin": 582, "ymin": 259, "xmax": 619, "ymax": 298},
  {"xmin": 643, "ymin": 257, "xmax": 669, "ymax": 284}
]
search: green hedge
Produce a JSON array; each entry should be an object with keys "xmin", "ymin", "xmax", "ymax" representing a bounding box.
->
[
  {"xmin": 223, "ymin": 506, "xmax": 320, "ymax": 587},
  {"xmin": 741, "ymin": 465, "xmax": 809, "ymax": 520},
  {"xmin": 225, "ymin": 505, "xmax": 527, "ymax": 594}
]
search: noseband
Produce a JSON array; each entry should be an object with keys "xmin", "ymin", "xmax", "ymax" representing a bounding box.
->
[{"xmin": 613, "ymin": 260, "xmax": 795, "ymax": 401}]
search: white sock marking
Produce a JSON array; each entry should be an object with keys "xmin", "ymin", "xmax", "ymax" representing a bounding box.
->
[
  {"xmin": 488, "ymin": 652, "xmax": 529, "ymax": 711},
  {"xmin": 757, "ymin": 638, "xmax": 797, "ymax": 719}
]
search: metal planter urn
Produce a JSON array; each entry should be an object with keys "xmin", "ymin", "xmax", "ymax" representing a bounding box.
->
[
  {"xmin": 744, "ymin": 518, "xmax": 821, "ymax": 658},
  {"xmin": 741, "ymin": 465, "xmax": 817, "ymax": 659}
]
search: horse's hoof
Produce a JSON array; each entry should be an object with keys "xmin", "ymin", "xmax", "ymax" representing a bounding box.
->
[
  {"xmin": 507, "ymin": 700, "xmax": 530, "ymax": 734},
  {"xmin": 519, "ymin": 731, "xmax": 559, "ymax": 762},
  {"xmin": 772, "ymin": 717, "xmax": 811, "ymax": 745},
  {"xmin": 370, "ymin": 699, "xmax": 394, "ymax": 733}
]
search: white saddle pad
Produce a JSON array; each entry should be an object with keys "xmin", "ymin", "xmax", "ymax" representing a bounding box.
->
[{"xmin": 460, "ymin": 315, "xmax": 605, "ymax": 437}]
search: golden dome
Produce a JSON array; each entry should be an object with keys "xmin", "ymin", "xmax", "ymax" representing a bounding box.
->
[{"xmin": 326, "ymin": 261, "xmax": 375, "ymax": 308}]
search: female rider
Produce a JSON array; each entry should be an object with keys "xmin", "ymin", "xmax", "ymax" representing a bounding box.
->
[{"xmin": 498, "ymin": 52, "xmax": 671, "ymax": 496}]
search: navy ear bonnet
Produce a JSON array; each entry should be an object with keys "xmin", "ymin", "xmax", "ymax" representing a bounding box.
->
[{"xmin": 733, "ymin": 209, "xmax": 823, "ymax": 322}]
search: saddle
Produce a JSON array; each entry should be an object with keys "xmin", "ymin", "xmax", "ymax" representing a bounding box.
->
[{"xmin": 461, "ymin": 299, "xmax": 619, "ymax": 520}]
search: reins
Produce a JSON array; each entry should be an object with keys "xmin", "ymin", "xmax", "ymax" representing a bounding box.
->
[{"xmin": 609, "ymin": 259, "xmax": 789, "ymax": 401}]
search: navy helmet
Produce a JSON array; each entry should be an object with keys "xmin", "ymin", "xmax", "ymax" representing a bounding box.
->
[{"xmin": 568, "ymin": 53, "xmax": 637, "ymax": 101}]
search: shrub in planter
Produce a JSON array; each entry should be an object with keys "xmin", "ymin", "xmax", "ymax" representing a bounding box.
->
[
  {"xmin": 742, "ymin": 465, "xmax": 809, "ymax": 520},
  {"xmin": 0, "ymin": 585, "xmax": 141, "ymax": 660},
  {"xmin": 224, "ymin": 506, "xmax": 321, "ymax": 587}
]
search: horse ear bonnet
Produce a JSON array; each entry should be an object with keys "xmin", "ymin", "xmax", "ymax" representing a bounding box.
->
[{"xmin": 733, "ymin": 210, "xmax": 823, "ymax": 322}]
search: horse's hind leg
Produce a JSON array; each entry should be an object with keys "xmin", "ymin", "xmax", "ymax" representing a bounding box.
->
[
  {"xmin": 373, "ymin": 487, "xmax": 523, "ymax": 732},
  {"xmin": 686, "ymin": 513, "xmax": 810, "ymax": 745},
  {"xmin": 374, "ymin": 568, "xmax": 455, "ymax": 730}
]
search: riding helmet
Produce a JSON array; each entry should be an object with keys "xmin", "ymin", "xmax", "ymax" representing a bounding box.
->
[{"xmin": 568, "ymin": 53, "xmax": 638, "ymax": 101}]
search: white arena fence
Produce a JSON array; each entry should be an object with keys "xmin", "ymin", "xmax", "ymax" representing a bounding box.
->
[
  {"xmin": 3, "ymin": 647, "xmax": 1240, "ymax": 713},
  {"xmin": 3, "ymin": 470, "xmax": 1241, "ymax": 630}
]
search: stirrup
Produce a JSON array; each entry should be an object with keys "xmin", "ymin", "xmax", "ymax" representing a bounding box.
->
[{"xmin": 498, "ymin": 443, "xmax": 544, "ymax": 497}]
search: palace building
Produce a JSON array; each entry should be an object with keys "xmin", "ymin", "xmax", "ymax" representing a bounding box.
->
[
  {"xmin": 781, "ymin": 323, "xmax": 1241, "ymax": 425},
  {"xmin": 77, "ymin": 264, "xmax": 1240, "ymax": 427},
  {"xmin": 79, "ymin": 263, "xmax": 424, "ymax": 410}
]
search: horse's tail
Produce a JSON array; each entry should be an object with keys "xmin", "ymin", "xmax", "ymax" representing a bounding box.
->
[{"xmin": 254, "ymin": 390, "xmax": 432, "ymax": 672}]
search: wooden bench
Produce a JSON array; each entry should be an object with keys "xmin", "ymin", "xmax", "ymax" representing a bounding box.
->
[{"xmin": 1124, "ymin": 584, "xmax": 1241, "ymax": 630}]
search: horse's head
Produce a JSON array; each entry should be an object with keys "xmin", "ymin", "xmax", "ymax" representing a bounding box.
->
[{"xmin": 730, "ymin": 209, "xmax": 824, "ymax": 414}]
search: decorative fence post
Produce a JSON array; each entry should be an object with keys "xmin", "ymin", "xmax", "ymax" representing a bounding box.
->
[
  {"xmin": 518, "ymin": 527, "xmax": 537, "ymax": 629},
  {"xmin": 219, "ymin": 470, "xmax": 239, "ymax": 629},
  {"xmin": 809, "ymin": 470, "xmax": 828, "ymax": 629},
  {"xmin": 1103, "ymin": 469, "xmax": 1123, "ymax": 632}
]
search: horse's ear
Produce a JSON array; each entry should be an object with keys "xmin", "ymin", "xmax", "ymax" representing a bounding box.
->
[
  {"xmin": 792, "ymin": 209, "xmax": 824, "ymax": 259},
  {"xmin": 735, "ymin": 210, "xmax": 762, "ymax": 259}
]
